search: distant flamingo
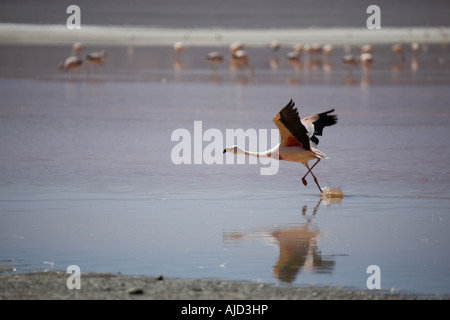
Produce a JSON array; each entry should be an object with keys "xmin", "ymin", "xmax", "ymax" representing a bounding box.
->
[
  {"xmin": 269, "ymin": 40, "xmax": 282, "ymax": 52},
  {"xmin": 281, "ymin": 44, "xmax": 303, "ymax": 70},
  {"xmin": 411, "ymin": 42, "xmax": 420, "ymax": 54},
  {"xmin": 342, "ymin": 54, "xmax": 358, "ymax": 66},
  {"xmin": 322, "ymin": 44, "xmax": 333, "ymax": 57},
  {"xmin": 228, "ymin": 41, "xmax": 250, "ymax": 72},
  {"xmin": 322, "ymin": 44, "xmax": 333, "ymax": 70},
  {"xmin": 224, "ymin": 100, "xmax": 337, "ymax": 193},
  {"xmin": 86, "ymin": 49, "xmax": 106, "ymax": 65},
  {"xmin": 229, "ymin": 41, "xmax": 244, "ymax": 54},
  {"xmin": 304, "ymin": 44, "xmax": 323, "ymax": 55},
  {"xmin": 411, "ymin": 42, "xmax": 420, "ymax": 70},
  {"xmin": 269, "ymin": 40, "xmax": 282, "ymax": 69},
  {"xmin": 205, "ymin": 51, "xmax": 224, "ymax": 67},
  {"xmin": 360, "ymin": 52, "xmax": 374, "ymax": 62},
  {"xmin": 172, "ymin": 42, "xmax": 185, "ymax": 70},
  {"xmin": 293, "ymin": 44, "xmax": 304, "ymax": 54},
  {"xmin": 304, "ymin": 44, "xmax": 323, "ymax": 70},
  {"xmin": 83, "ymin": 49, "xmax": 106, "ymax": 75},
  {"xmin": 342, "ymin": 54, "xmax": 359, "ymax": 75},
  {"xmin": 173, "ymin": 41, "xmax": 185, "ymax": 56},
  {"xmin": 391, "ymin": 43, "xmax": 405, "ymax": 60},
  {"xmin": 360, "ymin": 44, "xmax": 373, "ymax": 54},
  {"xmin": 72, "ymin": 41, "xmax": 83, "ymax": 55},
  {"xmin": 229, "ymin": 49, "xmax": 254, "ymax": 75},
  {"xmin": 58, "ymin": 55, "xmax": 83, "ymax": 72},
  {"xmin": 285, "ymin": 51, "xmax": 302, "ymax": 70}
]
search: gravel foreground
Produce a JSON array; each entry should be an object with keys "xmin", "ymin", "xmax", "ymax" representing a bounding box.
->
[{"xmin": 1, "ymin": 271, "xmax": 448, "ymax": 300}]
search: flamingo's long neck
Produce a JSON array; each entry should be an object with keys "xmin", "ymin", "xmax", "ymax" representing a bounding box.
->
[
  {"xmin": 234, "ymin": 145, "xmax": 279, "ymax": 159},
  {"xmin": 235, "ymin": 147, "xmax": 260, "ymax": 158}
]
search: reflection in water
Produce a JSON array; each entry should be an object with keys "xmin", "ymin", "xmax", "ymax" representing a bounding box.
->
[
  {"xmin": 272, "ymin": 223, "xmax": 326, "ymax": 283},
  {"xmin": 269, "ymin": 57, "xmax": 280, "ymax": 70},
  {"xmin": 208, "ymin": 73, "xmax": 222, "ymax": 84},
  {"xmin": 173, "ymin": 57, "xmax": 184, "ymax": 71},
  {"xmin": 223, "ymin": 197, "xmax": 342, "ymax": 283}
]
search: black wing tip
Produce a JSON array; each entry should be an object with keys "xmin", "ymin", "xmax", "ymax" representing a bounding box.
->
[
  {"xmin": 280, "ymin": 99, "xmax": 297, "ymax": 114},
  {"xmin": 319, "ymin": 108, "xmax": 336, "ymax": 115},
  {"xmin": 318, "ymin": 108, "xmax": 337, "ymax": 119},
  {"xmin": 314, "ymin": 108, "xmax": 338, "ymax": 137},
  {"xmin": 285, "ymin": 98, "xmax": 295, "ymax": 109}
]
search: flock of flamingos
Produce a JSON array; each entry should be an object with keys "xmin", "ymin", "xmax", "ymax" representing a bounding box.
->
[{"xmin": 58, "ymin": 39, "xmax": 422, "ymax": 77}]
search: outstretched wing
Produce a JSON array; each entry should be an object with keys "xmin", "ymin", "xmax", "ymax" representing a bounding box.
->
[
  {"xmin": 273, "ymin": 99, "xmax": 311, "ymax": 150},
  {"xmin": 301, "ymin": 109, "xmax": 338, "ymax": 146}
]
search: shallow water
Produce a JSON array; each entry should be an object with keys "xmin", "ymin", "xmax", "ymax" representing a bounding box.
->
[{"xmin": 0, "ymin": 42, "xmax": 449, "ymax": 296}]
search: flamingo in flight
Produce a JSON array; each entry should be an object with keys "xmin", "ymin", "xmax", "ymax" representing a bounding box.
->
[{"xmin": 224, "ymin": 100, "xmax": 337, "ymax": 192}]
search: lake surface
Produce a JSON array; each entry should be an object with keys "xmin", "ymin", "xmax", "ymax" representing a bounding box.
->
[
  {"xmin": 0, "ymin": 39, "xmax": 449, "ymax": 297},
  {"xmin": 1, "ymin": 0, "xmax": 449, "ymax": 28}
]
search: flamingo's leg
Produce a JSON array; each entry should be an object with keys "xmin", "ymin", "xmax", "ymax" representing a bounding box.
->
[{"xmin": 301, "ymin": 159, "xmax": 321, "ymax": 192}]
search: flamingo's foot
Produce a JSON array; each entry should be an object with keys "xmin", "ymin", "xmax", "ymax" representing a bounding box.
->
[{"xmin": 301, "ymin": 177, "xmax": 308, "ymax": 186}]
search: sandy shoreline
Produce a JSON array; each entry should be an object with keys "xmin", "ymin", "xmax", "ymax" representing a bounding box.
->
[
  {"xmin": 0, "ymin": 271, "xmax": 447, "ymax": 300},
  {"xmin": 1, "ymin": 23, "xmax": 449, "ymax": 47}
]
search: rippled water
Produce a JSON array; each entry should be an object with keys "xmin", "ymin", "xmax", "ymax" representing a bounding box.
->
[{"xmin": 0, "ymin": 42, "xmax": 449, "ymax": 296}]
